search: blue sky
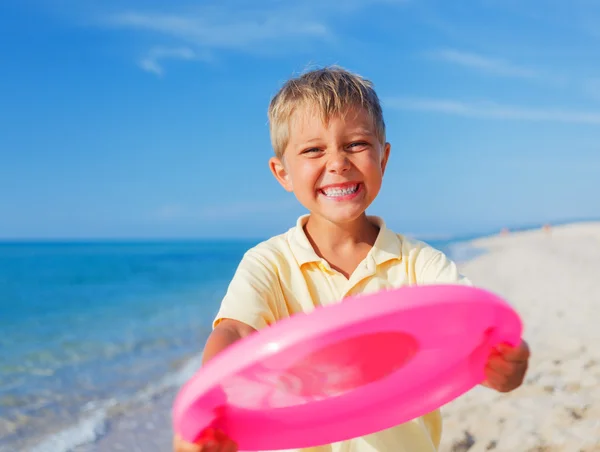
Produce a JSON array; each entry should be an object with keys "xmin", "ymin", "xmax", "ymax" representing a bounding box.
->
[{"xmin": 1, "ymin": 0, "xmax": 599, "ymax": 239}]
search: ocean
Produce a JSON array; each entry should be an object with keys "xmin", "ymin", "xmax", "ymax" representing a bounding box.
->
[{"xmin": 0, "ymin": 237, "xmax": 481, "ymax": 452}]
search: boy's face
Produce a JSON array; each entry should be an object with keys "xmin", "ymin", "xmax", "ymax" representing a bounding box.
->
[{"xmin": 269, "ymin": 105, "xmax": 390, "ymax": 225}]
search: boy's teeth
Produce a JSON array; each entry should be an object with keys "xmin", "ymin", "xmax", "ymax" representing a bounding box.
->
[{"xmin": 322, "ymin": 184, "xmax": 359, "ymax": 197}]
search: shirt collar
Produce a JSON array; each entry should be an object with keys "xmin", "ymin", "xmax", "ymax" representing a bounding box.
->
[{"xmin": 288, "ymin": 214, "xmax": 402, "ymax": 267}]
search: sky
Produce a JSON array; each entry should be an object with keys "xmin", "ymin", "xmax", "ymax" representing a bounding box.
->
[{"xmin": 1, "ymin": 0, "xmax": 599, "ymax": 239}]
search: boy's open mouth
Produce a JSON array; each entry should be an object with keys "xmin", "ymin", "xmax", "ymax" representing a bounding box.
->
[{"xmin": 319, "ymin": 183, "xmax": 361, "ymax": 198}]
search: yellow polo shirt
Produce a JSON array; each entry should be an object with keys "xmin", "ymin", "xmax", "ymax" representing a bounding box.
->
[{"xmin": 213, "ymin": 215, "xmax": 471, "ymax": 452}]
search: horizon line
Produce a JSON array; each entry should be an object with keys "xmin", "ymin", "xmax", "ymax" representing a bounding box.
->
[{"xmin": 1, "ymin": 216, "xmax": 598, "ymax": 243}]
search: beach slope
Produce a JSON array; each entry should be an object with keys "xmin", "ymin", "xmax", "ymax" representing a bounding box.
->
[{"xmin": 440, "ymin": 223, "xmax": 600, "ymax": 452}]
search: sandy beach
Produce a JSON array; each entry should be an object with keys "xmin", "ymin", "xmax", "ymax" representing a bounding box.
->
[{"xmin": 440, "ymin": 222, "xmax": 600, "ymax": 452}]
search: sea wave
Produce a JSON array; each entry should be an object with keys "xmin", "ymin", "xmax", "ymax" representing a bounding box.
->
[{"xmin": 2, "ymin": 353, "xmax": 204, "ymax": 452}]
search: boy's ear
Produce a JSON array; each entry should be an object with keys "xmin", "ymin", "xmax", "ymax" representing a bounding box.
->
[
  {"xmin": 381, "ymin": 142, "xmax": 391, "ymax": 176},
  {"xmin": 269, "ymin": 156, "xmax": 293, "ymax": 192}
]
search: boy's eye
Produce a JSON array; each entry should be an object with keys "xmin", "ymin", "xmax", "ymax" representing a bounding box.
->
[
  {"xmin": 302, "ymin": 147, "xmax": 322, "ymax": 154},
  {"xmin": 348, "ymin": 141, "xmax": 369, "ymax": 150}
]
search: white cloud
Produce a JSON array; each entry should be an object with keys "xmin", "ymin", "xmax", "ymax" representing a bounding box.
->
[
  {"xmin": 95, "ymin": 0, "xmax": 408, "ymax": 74},
  {"xmin": 138, "ymin": 46, "xmax": 207, "ymax": 76},
  {"xmin": 385, "ymin": 97, "xmax": 600, "ymax": 124},
  {"xmin": 109, "ymin": 10, "xmax": 329, "ymax": 51},
  {"xmin": 428, "ymin": 49, "xmax": 539, "ymax": 79}
]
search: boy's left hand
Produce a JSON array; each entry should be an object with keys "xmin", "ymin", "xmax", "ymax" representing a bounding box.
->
[{"xmin": 482, "ymin": 340, "xmax": 530, "ymax": 393}]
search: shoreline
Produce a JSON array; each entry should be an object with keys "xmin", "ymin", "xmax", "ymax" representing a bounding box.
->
[{"xmin": 4, "ymin": 353, "xmax": 207, "ymax": 452}]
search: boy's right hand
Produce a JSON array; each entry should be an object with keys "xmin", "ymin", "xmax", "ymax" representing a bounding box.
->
[
  {"xmin": 173, "ymin": 428, "xmax": 238, "ymax": 452},
  {"xmin": 174, "ymin": 320, "xmax": 255, "ymax": 452}
]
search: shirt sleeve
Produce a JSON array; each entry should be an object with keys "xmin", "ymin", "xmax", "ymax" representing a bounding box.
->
[
  {"xmin": 212, "ymin": 249, "xmax": 285, "ymax": 331},
  {"xmin": 417, "ymin": 246, "xmax": 472, "ymax": 286}
]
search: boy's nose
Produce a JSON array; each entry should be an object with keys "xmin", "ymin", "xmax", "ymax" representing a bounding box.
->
[{"xmin": 327, "ymin": 152, "xmax": 351, "ymax": 173}]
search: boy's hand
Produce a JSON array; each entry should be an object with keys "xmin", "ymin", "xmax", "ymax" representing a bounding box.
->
[
  {"xmin": 173, "ymin": 428, "xmax": 238, "ymax": 452},
  {"xmin": 173, "ymin": 320, "xmax": 252, "ymax": 452},
  {"xmin": 482, "ymin": 340, "xmax": 530, "ymax": 393}
]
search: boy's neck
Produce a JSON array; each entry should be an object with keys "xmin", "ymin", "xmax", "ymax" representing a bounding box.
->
[{"xmin": 304, "ymin": 213, "xmax": 380, "ymax": 254}]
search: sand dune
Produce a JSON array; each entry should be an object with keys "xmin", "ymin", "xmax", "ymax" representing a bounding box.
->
[{"xmin": 440, "ymin": 223, "xmax": 600, "ymax": 452}]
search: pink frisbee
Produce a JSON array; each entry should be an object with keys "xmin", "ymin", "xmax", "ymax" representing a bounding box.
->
[{"xmin": 172, "ymin": 284, "xmax": 523, "ymax": 450}]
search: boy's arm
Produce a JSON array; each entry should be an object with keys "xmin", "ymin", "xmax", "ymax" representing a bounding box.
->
[
  {"xmin": 204, "ymin": 248, "xmax": 285, "ymax": 363},
  {"xmin": 202, "ymin": 318, "xmax": 257, "ymax": 364},
  {"xmin": 174, "ymin": 249, "xmax": 280, "ymax": 452},
  {"xmin": 174, "ymin": 320, "xmax": 256, "ymax": 452}
]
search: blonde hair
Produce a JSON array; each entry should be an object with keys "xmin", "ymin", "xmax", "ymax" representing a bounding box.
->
[{"xmin": 268, "ymin": 66, "xmax": 386, "ymax": 158}]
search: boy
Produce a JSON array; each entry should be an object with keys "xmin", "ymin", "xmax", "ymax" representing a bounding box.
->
[{"xmin": 174, "ymin": 66, "xmax": 529, "ymax": 452}]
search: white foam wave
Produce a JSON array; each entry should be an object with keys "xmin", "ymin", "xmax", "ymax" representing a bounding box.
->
[
  {"xmin": 24, "ymin": 400, "xmax": 115, "ymax": 452},
  {"xmin": 12, "ymin": 354, "xmax": 203, "ymax": 452}
]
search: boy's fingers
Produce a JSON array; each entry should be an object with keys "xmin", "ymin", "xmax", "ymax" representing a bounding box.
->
[
  {"xmin": 486, "ymin": 355, "xmax": 513, "ymax": 374},
  {"xmin": 496, "ymin": 341, "xmax": 530, "ymax": 362},
  {"xmin": 174, "ymin": 428, "xmax": 236, "ymax": 452},
  {"xmin": 486, "ymin": 355, "xmax": 527, "ymax": 379},
  {"xmin": 483, "ymin": 369, "xmax": 514, "ymax": 392},
  {"xmin": 222, "ymin": 439, "xmax": 239, "ymax": 452},
  {"xmin": 173, "ymin": 434, "xmax": 201, "ymax": 452},
  {"xmin": 483, "ymin": 367, "xmax": 503, "ymax": 384},
  {"xmin": 173, "ymin": 432, "xmax": 226, "ymax": 452}
]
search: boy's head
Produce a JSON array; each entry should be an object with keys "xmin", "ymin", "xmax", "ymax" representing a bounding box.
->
[
  {"xmin": 267, "ymin": 66, "xmax": 391, "ymax": 226},
  {"xmin": 268, "ymin": 66, "xmax": 386, "ymax": 159}
]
